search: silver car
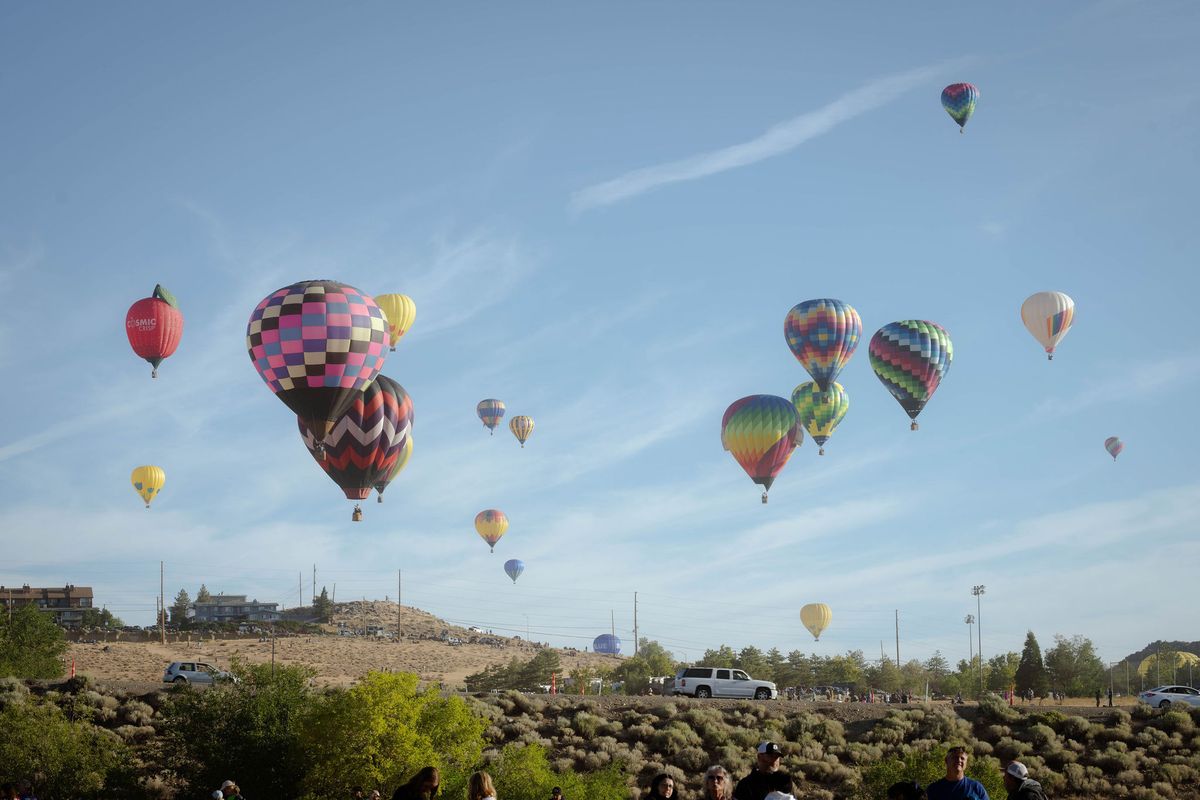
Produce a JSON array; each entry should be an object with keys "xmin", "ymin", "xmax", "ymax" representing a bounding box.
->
[
  {"xmin": 163, "ymin": 661, "xmax": 238, "ymax": 685},
  {"xmin": 1138, "ymin": 685, "xmax": 1200, "ymax": 709}
]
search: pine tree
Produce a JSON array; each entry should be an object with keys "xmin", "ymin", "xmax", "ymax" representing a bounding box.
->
[
  {"xmin": 313, "ymin": 586, "xmax": 333, "ymax": 621},
  {"xmin": 1015, "ymin": 630, "xmax": 1049, "ymax": 696},
  {"xmin": 170, "ymin": 588, "xmax": 192, "ymax": 625},
  {"xmin": 196, "ymin": 584, "xmax": 212, "ymax": 602}
]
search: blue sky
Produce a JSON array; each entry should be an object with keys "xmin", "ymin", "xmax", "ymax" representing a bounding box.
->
[{"xmin": 2, "ymin": 2, "xmax": 1198, "ymax": 669}]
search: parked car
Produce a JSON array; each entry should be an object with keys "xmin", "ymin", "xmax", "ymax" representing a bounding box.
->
[
  {"xmin": 163, "ymin": 661, "xmax": 238, "ymax": 685},
  {"xmin": 673, "ymin": 666, "xmax": 777, "ymax": 699},
  {"xmin": 1138, "ymin": 685, "xmax": 1200, "ymax": 709}
]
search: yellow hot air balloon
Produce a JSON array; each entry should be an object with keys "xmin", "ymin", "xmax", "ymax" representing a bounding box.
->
[
  {"xmin": 800, "ymin": 603, "xmax": 832, "ymax": 641},
  {"xmin": 375, "ymin": 294, "xmax": 417, "ymax": 351},
  {"xmin": 510, "ymin": 416, "xmax": 534, "ymax": 448},
  {"xmin": 131, "ymin": 465, "xmax": 166, "ymax": 509},
  {"xmin": 1137, "ymin": 651, "xmax": 1200, "ymax": 677},
  {"xmin": 475, "ymin": 509, "xmax": 509, "ymax": 553}
]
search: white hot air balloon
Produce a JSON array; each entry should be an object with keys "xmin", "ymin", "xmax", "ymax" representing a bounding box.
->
[{"xmin": 1021, "ymin": 292, "xmax": 1075, "ymax": 360}]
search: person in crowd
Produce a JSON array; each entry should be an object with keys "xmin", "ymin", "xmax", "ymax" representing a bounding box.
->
[
  {"xmin": 1, "ymin": 784, "xmax": 19, "ymax": 800},
  {"xmin": 467, "ymin": 772, "xmax": 496, "ymax": 800},
  {"xmin": 392, "ymin": 767, "xmax": 440, "ymax": 800},
  {"xmin": 1095, "ymin": 688, "xmax": 1102, "ymax": 707},
  {"xmin": 370, "ymin": 791, "xmax": 382, "ymax": 800},
  {"xmin": 221, "ymin": 781, "xmax": 244, "ymax": 800},
  {"xmin": 1002, "ymin": 762, "xmax": 1047, "ymax": 800},
  {"xmin": 886, "ymin": 782, "xmax": 926, "ymax": 800},
  {"xmin": 702, "ymin": 766, "xmax": 732, "ymax": 800},
  {"xmin": 550, "ymin": 787, "xmax": 563, "ymax": 800},
  {"xmin": 925, "ymin": 746, "xmax": 987, "ymax": 800},
  {"xmin": 211, "ymin": 793, "xmax": 223, "ymax": 800},
  {"xmin": 733, "ymin": 742, "xmax": 791, "ymax": 800},
  {"xmin": 648, "ymin": 774, "xmax": 676, "ymax": 800}
]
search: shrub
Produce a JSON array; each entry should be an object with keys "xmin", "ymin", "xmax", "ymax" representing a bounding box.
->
[
  {"xmin": 488, "ymin": 742, "xmax": 627, "ymax": 800},
  {"xmin": 0, "ymin": 697, "xmax": 128, "ymax": 797},
  {"xmin": 120, "ymin": 699, "xmax": 155, "ymax": 726}
]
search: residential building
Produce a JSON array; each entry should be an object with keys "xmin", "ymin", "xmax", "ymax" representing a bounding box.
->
[
  {"xmin": 189, "ymin": 594, "xmax": 281, "ymax": 623},
  {"xmin": 0, "ymin": 584, "xmax": 94, "ymax": 628}
]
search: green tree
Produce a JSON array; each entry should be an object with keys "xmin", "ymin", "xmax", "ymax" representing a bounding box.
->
[
  {"xmin": 518, "ymin": 649, "xmax": 561, "ymax": 690},
  {"xmin": 1044, "ymin": 634, "xmax": 1106, "ymax": 697},
  {"xmin": 79, "ymin": 607, "xmax": 124, "ymax": 629},
  {"xmin": 299, "ymin": 671, "xmax": 486, "ymax": 798},
  {"xmin": 736, "ymin": 645, "xmax": 771, "ymax": 679},
  {"xmin": 196, "ymin": 584, "xmax": 212, "ymax": 602},
  {"xmin": 488, "ymin": 742, "xmax": 627, "ymax": 800},
  {"xmin": 986, "ymin": 652, "xmax": 1020, "ymax": 692},
  {"xmin": 0, "ymin": 604, "xmax": 67, "ymax": 678},
  {"xmin": 611, "ymin": 639, "xmax": 677, "ymax": 695},
  {"xmin": 313, "ymin": 586, "xmax": 333, "ymax": 622},
  {"xmin": 571, "ymin": 664, "xmax": 597, "ymax": 694},
  {"xmin": 700, "ymin": 644, "xmax": 736, "ymax": 666},
  {"xmin": 0, "ymin": 697, "xmax": 129, "ymax": 798},
  {"xmin": 170, "ymin": 588, "xmax": 192, "ymax": 625},
  {"xmin": 1014, "ymin": 631, "xmax": 1049, "ymax": 696}
]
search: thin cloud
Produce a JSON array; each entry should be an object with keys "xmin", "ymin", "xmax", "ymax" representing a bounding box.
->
[{"xmin": 570, "ymin": 63, "xmax": 947, "ymax": 211}]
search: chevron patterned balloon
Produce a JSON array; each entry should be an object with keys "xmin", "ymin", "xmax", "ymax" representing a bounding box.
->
[
  {"xmin": 869, "ymin": 321, "xmax": 953, "ymax": 430},
  {"xmin": 791, "ymin": 381, "xmax": 849, "ymax": 455},
  {"xmin": 784, "ymin": 299, "xmax": 861, "ymax": 391},
  {"xmin": 941, "ymin": 83, "xmax": 979, "ymax": 131},
  {"xmin": 721, "ymin": 395, "xmax": 803, "ymax": 502},
  {"xmin": 299, "ymin": 375, "xmax": 412, "ymax": 501}
]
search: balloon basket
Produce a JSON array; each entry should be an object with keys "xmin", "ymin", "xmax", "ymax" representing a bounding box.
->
[
  {"xmin": 390, "ymin": 346, "xmax": 396, "ymax": 352},
  {"xmin": 352, "ymin": 504, "xmax": 363, "ymax": 522},
  {"xmin": 761, "ymin": 492, "xmax": 768, "ymax": 504},
  {"xmin": 910, "ymin": 421, "xmax": 919, "ymax": 431},
  {"xmin": 151, "ymin": 369, "xmax": 158, "ymax": 379},
  {"xmin": 819, "ymin": 448, "xmax": 825, "ymax": 456},
  {"xmin": 377, "ymin": 495, "xmax": 383, "ymax": 503}
]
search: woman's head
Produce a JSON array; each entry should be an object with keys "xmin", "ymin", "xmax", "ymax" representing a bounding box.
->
[
  {"xmin": 408, "ymin": 767, "xmax": 440, "ymax": 797},
  {"xmin": 649, "ymin": 773, "xmax": 675, "ymax": 799},
  {"xmin": 468, "ymin": 772, "xmax": 495, "ymax": 800},
  {"xmin": 702, "ymin": 766, "xmax": 731, "ymax": 800}
]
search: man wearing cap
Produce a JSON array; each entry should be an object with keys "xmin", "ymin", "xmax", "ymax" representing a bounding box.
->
[
  {"xmin": 1003, "ymin": 761, "xmax": 1047, "ymax": 800},
  {"xmin": 925, "ymin": 746, "xmax": 987, "ymax": 800},
  {"xmin": 733, "ymin": 742, "xmax": 792, "ymax": 800}
]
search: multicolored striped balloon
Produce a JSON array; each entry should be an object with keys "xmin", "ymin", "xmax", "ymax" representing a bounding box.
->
[
  {"xmin": 477, "ymin": 399, "xmax": 506, "ymax": 434},
  {"xmin": 1021, "ymin": 291, "xmax": 1075, "ymax": 361},
  {"xmin": 247, "ymin": 280, "xmax": 389, "ymax": 445},
  {"xmin": 1104, "ymin": 436, "xmax": 1124, "ymax": 461},
  {"xmin": 941, "ymin": 83, "xmax": 979, "ymax": 132},
  {"xmin": 791, "ymin": 382, "xmax": 849, "ymax": 456},
  {"xmin": 721, "ymin": 395, "xmax": 803, "ymax": 503},
  {"xmin": 299, "ymin": 375, "xmax": 412, "ymax": 507},
  {"xmin": 475, "ymin": 509, "xmax": 509, "ymax": 553},
  {"xmin": 784, "ymin": 299, "xmax": 862, "ymax": 391},
  {"xmin": 869, "ymin": 321, "xmax": 953, "ymax": 430},
  {"xmin": 510, "ymin": 415, "xmax": 534, "ymax": 448}
]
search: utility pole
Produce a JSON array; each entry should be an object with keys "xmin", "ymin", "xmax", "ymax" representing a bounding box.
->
[
  {"xmin": 397, "ymin": 570, "xmax": 402, "ymax": 640},
  {"xmin": 299, "ymin": 572, "xmax": 303, "ymax": 607},
  {"xmin": 332, "ymin": 583, "xmax": 336, "ymax": 604},
  {"xmin": 610, "ymin": 609, "xmax": 615, "ymax": 638},
  {"xmin": 895, "ymin": 609, "xmax": 900, "ymax": 667},
  {"xmin": 972, "ymin": 585, "xmax": 986, "ymax": 694},
  {"xmin": 965, "ymin": 615, "xmax": 975, "ymax": 666},
  {"xmin": 633, "ymin": 592, "xmax": 639, "ymax": 656},
  {"xmin": 1157, "ymin": 643, "xmax": 1162, "ymax": 686},
  {"xmin": 159, "ymin": 561, "xmax": 166, "ymax": 645},
  {"xmin": 312, "ymin": 564, "xmax": 316, "ymax": 603}
]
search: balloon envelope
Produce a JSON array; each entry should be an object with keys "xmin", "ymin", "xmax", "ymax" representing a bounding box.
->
[
  {"xmin": 374, "ymin": 434, "xmax": 414, "ymax": 501},
  {"xmin": 784, "ymin": 299, "xmax": 862, "ymax": 391},
  {"xmin": 475, "ymin": 509, "xmax": 509, "ymax": 552},
  {"xmin": 791, "ymin": 382, "xmax": 849, "ymax": 455},
  {"xmin": 1105, "ymin": 436, "xmax": 1124, "ymax": 461},
  {"xmin": 131, "ymin": 465, "xmax": 165, "ymax": 508},
  {"xmin": 375, "ymin": 293, "xmax": 417, "ymax": 350},
  {"xmin": 593, "ymin": 634, "xmax": 621, "ymax": 655},
  {"xmin": 1021, "ymin": 292, "xmax": 1075, "ymax": 360},
  {"xmin": 941, "ymin": 83, "xmax": 979, "ymax": 129},
  {"xmin": 126, "ymin": 285, "xmax": 183, "ymax": 378},
  {"xmin": 509, "ymin": 415, "xmax": 534, "ymax": 447},
  {"xmin": 721, "ymin": 395, "xmax": 803, "ymax": 495},
  {"xmin": 504, "ymin": 559, "xmax": 524, "ymax": 584},
  {"xmin": 800, "ymin": 603, "xmax": 832, "ymax": 641},
  {"xmin": 247, "ymin": 280, "xmax": 389, "ymax": 443},
  {"xmin": 869, "ymin": 321, "xmax": 953, "ymax": 428},
  {"xmin": 477, "ymin": 399, "xmax": 506, "ymax": 433}
]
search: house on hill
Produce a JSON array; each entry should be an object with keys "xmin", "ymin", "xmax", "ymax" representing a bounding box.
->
[
  {"xmin": 189, "ymin": 594, "xmax": 281, "ymax": 623},
  {"xmin": 0, "ymin": 584, "xmax": 94, "ymax": 628}
]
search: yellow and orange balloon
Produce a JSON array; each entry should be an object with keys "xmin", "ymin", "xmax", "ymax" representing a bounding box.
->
[{"xmin": 475, "ymin": 509, "xmax": 508, "ymax": 553}]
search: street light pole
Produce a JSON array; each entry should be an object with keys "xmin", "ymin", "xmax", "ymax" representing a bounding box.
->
[
  {"xmin": 965, "ymin": 614, "xmax": 975, "ymax": 668},
  {"xmin": 972, "ymin": 586, "xmax": 986, "ymax": 695}
]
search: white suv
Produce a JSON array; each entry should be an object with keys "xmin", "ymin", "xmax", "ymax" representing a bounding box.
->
[{"xmin": 673, "ymin": 666, "xmax": 777, "ymax": 699}]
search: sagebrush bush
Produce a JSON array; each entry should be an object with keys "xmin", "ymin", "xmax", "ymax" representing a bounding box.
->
[{"xmin": 120, "ymin": 700, "xmax": 155, "ymax": 726}]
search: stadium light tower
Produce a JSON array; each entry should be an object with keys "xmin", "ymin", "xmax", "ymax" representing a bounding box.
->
[
  {"xmin": 972, "ymin": 586, "xmax": 986, "ymax": 694},
  {"xmin": 965, "ymin": 614, "xmax": 975, "ymax": 666}
]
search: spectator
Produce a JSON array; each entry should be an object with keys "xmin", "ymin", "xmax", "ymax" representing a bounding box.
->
[
  {"xmin": 353, "ymin": 788, "xmax": 366, "ymax": 800},
  {"xmin": 468, "ymin": 772, "xmax": 496, "ymax": 800},
  {"xmin": 392, "ymin": 767, "xmax": 440, "ymax": 800},
  {"xmin": 221, "ymin": 781, "xmax": 244, "ymax": 800},
  {"xmin": 886, "ymin": 782, "xmax": 926, "ymax": 800},
  {"xmin": 1095, "ymin": 688, "xmax": 1102, "ymax": 708},
  {"xmin": 648, "ymin": 774, "xmax": 676, "ymax": 800},
  {"xmin": 702, "ymin": 766, "xmax": 732, "ymax": 800},
  {"xmin": 1, "ymin": 784, "xmax": 19, "ymax": 800},
  {"xmin": 1002, "ymin": 762, "xmax": 1047, "ymax": 800},
  {"xmin": 550, "ymin": 788, "xmax": 563, "ymax": 800},
  {"xmin": 925, "ymin": 746, "xmax": 987, "ymax": 800},
  {"xmin": 734, "ymin": 742, "xmax": 791, "ymax": 800}
]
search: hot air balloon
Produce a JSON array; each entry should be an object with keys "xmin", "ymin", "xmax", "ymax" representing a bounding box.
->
[
  {"xmin": 477, "ymin": 399, "xmax": 506, "ymax": 435},
  {"xmin": 941, "ymin": 83, "xmax": 979, "ymax": 132},
  {"xmin": 299, "ymin": 375, "xmax": 412, "ymax": 520},
  {"xmin": 504, "ymin": 559, "xmax": 524, "ymax": 584},
  {"xmin": 375, "ymin": 294, "xmax": 417, "ymax": 351},
  {"xmin": 791, "ymin": 382, "xmax": 849, "ymax": 456},
  {"xmin": 784, "ymin": 299, "xmax": 862, "ymax": 391},
  {"xmin": 247, "ymin": 280, "xmax": 389, "ymax": 452},
  {"xmin": 1105, "ymin": 436, "xmax": 1124, "ymax": 461},
  {"xmin": 1021, "ymin": 292, "xmax": 1075, "ymax": 361},
  {"xmin": 509, "ymin": 416, "xmax": 534, "ymax": 448},
  {"xmin": 721, "ymin": 395, "xmax": 803, "ymax": 503},
  {"xmin": 869, "ymin": 321, "xmax": 953, "ymax": 431},
  {"xmin": 131, "ymin": 465, "xmax": 165, "ymax": 509},
  {"xmin": 475, "ymin": 509, "xmax": 509, "ymax": 553},
  {"xmin": 593, "ymin": 634, "xmax": 621, "ymax": 655},
  {"xmin": 126, "ymin": 285, "xmax": 183, "ymax": 378},
  {"xmin": 374, "ymin": 436, "xmax": 413, "ymax": 503},
  {"xmin": 800, "ymin": 603, "xmax": 832, "ymax": 641}
]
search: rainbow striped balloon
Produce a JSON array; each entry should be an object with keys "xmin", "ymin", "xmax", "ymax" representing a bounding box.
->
[
  {"xmin": 477, "ymin": 399, "xmax": 506, "ymax": 434},
  {"xmin": 784, "ymin": 299, "xmax": 861, "ymax": 391},
  {"xmin": 869, "ymin": 321, "xmax": 953, "ymax": 430},
  {"xmin": 941, "ymin": 83, "xmax": 979, "ymax": 131},
  {"xmin": 1104, "ymin": 437, "xmax": 1124, "ymax": 462},
  {"xmin": 721, "ymin": 395, "xmax": 803, "ymax": 502}
]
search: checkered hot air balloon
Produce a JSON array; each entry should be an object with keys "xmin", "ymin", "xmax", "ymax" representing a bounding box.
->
[
  {"xmin": 869, "ymin": 321, "xmax": 953, "ymax": 431},
  {"xmin": 784, "ymin": 299, "xmax": 862, "ymax": 391},
  {"xmin": 126, "ymin": 285, "xmax": 183, "ymax": 378},
  {"xmin": 721, "ymin": 395, "xmax": 803, "ymax": 503},
  {"xmin": 247, "ymin": 280, "xmax": 389, "ymax": 452},
  {"xmin": 298, "ymin": 375, "xmax": 412, "ymax": 521},
  {"xmin": 791, "ymin": 381, "xmax": 849, "ymax": 456},
  {"xmin": 941, "ymin": 83, "xmax": 979, "ymax": 132},
  {"xmin": 477, "ymin": 399, "xmax": 506, "ymax": 435},
  {"xmin": 475, "ymin": 509, "xmax": 508, "ymax": 553}
]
